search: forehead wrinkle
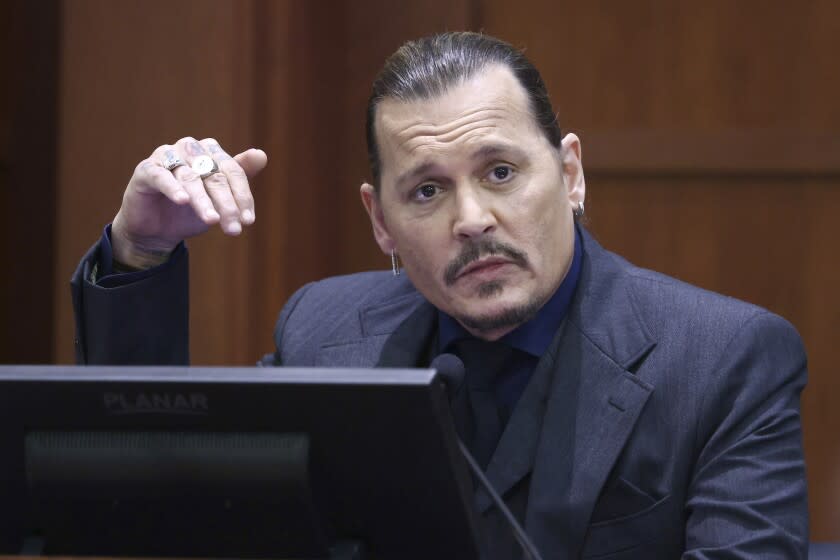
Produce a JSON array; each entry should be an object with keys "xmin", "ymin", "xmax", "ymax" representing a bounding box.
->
[
  {"xmin": 394, "ymin": 106, "xmax": 508, "ymax": 145},
  {"xmin": 402, "ymin": 124, "xmax": 500, "ymax": 156},
  {"xmin": 395, "ymin": 126, "xmax": 511, "ymax": 186},
  {"xmin": 377, "ymin": 65, "xmax": 541, "ymax": 184}
]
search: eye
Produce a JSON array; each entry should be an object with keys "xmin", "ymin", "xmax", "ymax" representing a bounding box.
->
[
  {"xmin": 487, "ymin": 164, "xmax": 515, "ymax": 184},
  {"xmin": 411, "ymin": 183, "xmax": 441, "ymax": 202}
]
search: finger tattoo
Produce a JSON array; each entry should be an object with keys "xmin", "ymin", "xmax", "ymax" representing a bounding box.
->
[
  {"xmin": 207, "ymin": 143, "xmax": 232, "ymax": 161},
  {"xmin": 186, "ymin": 141, "xmax": 204, "ymax": 156}
]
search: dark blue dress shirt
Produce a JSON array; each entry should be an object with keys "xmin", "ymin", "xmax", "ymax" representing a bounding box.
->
[{"xmin": 438, "ymin": 228, "xmax": 582, "ymax": 422}]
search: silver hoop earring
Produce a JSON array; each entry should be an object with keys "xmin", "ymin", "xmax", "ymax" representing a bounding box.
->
[
  {"xmin": 573, "ymin": 201, "xmax": 585, "ymax": 218},
  {"xmin": 391, "ymin": 250, "xmax": 401, "ymax": 276}
]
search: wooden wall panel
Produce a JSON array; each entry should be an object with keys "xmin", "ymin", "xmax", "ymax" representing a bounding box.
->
[
  {"xmin": 53, "ymin": 0, "xmax": 261, "ymax": 364},
  {"xmin": 479, "ymin": 0, "xmax": 840, "ymax": 131},
  {"xmin": 0, "ymin": 0, "xmax": 59, "ymax": 364},
  {"xmin": 52, "ymin": 0, "xmax": 476, "ymax": 365}
]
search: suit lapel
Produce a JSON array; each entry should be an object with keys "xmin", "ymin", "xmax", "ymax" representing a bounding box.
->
[
  {"xmin": 523, "ymin": 228, "xmax": 657, "ymax": 559},
  {"xmin": 526, "ymin": 320, "xmax": 654, "ymax": 558},
  {"xmin": 375, "ymin": 300, "xmax": 437, "ymax": 368}
]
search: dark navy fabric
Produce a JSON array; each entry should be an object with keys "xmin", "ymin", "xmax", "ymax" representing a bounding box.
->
[
  {"xmin": 452, "ymin": 338, "xmax": 518, "ymax": 469},
  {"xmin": 71, "ymin": 232, "xmax": 189, "ymax": 365}
]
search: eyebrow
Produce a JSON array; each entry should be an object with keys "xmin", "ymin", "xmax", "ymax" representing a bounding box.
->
[
  {"xmin": 394, "ymin": 142, "xmax": 528, "ymax": 187},
  {"xmin": 470, "ymin": 143, "xmax": 528, "ymax": 163},
  {"xmin": 395, "ymin": 162, "xmax": 437, "ymax": 188}
]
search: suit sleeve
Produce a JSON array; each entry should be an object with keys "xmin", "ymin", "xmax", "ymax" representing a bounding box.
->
[
  {"xmin": 683, "ymin": 312, "xmax": 809, "ymax": 559},
  {"xmin": 71, "ymin": 238, "xmax": 190, "ymax": 365},
  {"xmin": 257, "ymin": 281, "xmax": 316, "ymax": 367}
]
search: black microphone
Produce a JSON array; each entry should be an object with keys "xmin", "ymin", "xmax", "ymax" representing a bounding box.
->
[
  {"xmin": 431, "ymin": 352, "xmax": 465, "ymax": 400},
  {"xmin": 430, "ymin": 354, "xmax": 544, "ymax": 560}
]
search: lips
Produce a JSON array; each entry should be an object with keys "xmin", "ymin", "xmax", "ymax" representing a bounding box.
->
[
  {"xmin": 456, "ymin": 256, "xmax": 513, "ymax": 280},
  {"xmin": 443, "ymin": 238, "xmax": 529, "ymax": 286}
]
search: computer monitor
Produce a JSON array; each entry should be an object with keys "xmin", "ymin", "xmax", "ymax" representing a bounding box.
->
[{"xmin": 0, "ymin": 365, "xmax": 480, "ymax": 559}]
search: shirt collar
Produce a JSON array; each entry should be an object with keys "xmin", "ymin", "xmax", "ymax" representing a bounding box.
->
[{"xmin": 438, "ymin": 226, "xmax": 583, "ymax": 357}]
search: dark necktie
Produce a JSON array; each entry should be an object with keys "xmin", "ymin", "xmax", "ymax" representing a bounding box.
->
[{"xmin": 453, "ymin": 338, "xmax": 515, "ymax": 470}]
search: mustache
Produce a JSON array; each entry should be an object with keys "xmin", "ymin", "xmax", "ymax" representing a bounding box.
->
[{"xmin": 443, "ymin": 238, "xmax": 529, "ymax": 286}]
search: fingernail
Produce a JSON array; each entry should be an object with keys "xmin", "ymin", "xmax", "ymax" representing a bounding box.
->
[
  {"xmin": 206, "ymin": 209, "xmax": 220, "ymax": 221},
  {"xmin": 175, "ymin": 191, "xmax": 189, "ymax": 203},
  {"xmin": 242, "ymin": 209, "xmax": 254, "ymax": 223},
  {"xmin": 228, "ymin": 221, "xmax": 242, "ymax": 235}
]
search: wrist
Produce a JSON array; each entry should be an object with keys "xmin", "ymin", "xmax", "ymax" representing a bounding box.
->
[
  {"xmin": 113, "ymin": 240, "xmax": 173, "ymax": 270},
  {"xmin": 111, "ymin": 222, "xmax": 176, "ymax": 270}
]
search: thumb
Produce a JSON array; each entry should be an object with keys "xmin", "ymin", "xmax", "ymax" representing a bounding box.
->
[{"xmin": 234, "ymin": 148, "xmax": 268, "ymax": 179}]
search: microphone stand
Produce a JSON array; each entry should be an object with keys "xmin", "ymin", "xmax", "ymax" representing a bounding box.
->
[{"xmin": 432, "ymin": 353, "xmax": 544, "ymax": 560}]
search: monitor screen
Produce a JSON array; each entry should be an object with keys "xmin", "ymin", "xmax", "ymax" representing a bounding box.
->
[{"xmin": 0, "ymin": 365, "xmax": 480, "ymax": 559}]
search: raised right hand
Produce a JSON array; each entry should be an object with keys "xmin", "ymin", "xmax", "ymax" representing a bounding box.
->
[{"xmin": 111, "ymin": 137, "xmax": 268, "ymax": 269}]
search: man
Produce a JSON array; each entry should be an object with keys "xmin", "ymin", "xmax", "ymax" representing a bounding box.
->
[{"xmin": 72, "ymin": 32, "xmax": 808, "ymax": 558}]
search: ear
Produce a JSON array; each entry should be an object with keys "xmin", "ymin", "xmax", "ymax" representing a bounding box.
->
[
  {"xmin": 560, "ymin": 132, "xmax": 586, "ymax": 210},
  {"xmin": 360, "ymin": 182, "xmax": 396, "ymax": 255}
]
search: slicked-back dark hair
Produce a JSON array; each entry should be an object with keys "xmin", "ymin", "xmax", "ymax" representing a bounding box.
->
[{"xmin": 366, "ymin": 31, "xmax": 562, "ymax": 188}]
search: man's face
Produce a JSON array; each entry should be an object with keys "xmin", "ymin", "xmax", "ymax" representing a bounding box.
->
[{"xmin": 361, "ymin": 64, "xmax": 585, "ymax": 340}]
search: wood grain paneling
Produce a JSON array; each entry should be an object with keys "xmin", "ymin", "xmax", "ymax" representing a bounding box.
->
[
  {"xmin": 53, "ymin": 0, "xmax": 261, "ymax": 365},
  {"xmin": 479, "ymin": 0, "xmax": 840, "ymax": 131},
  {"xmin": 52, "ymin": 0, "xmax": 476, "ymax": 365},
  {"xmin": 583, "ymin": 129, "xmax": 840, "ymax": 176},
  {"xmin": 0, "ymin": 0, "xmax": 59, "ymax": 364}
]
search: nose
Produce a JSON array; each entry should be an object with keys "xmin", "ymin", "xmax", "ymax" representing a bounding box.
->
[{"xmin": 452, "ymin": 186, "xmax": 497, "ymax": 239}]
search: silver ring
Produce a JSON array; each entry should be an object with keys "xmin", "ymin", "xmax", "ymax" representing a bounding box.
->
[
  {"xmin": 162, "ymin": 153, "xmax": 185, "ymax": 171},
  {"xmin": 191, "ymin": 155, "xmax": 219, "ymax": 179}
]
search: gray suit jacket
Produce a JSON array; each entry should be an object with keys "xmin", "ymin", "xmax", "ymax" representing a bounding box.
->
[{"xmin": 72, "ymin": 227, "xmax": 809, "ymax": 559}]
